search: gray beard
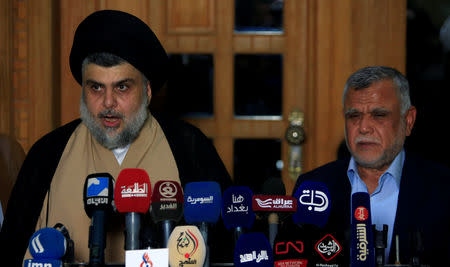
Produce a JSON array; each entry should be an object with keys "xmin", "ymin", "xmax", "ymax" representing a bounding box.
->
[{"xmin": 79, "ymin": 96, "xmax": 148, "ymax": 150}]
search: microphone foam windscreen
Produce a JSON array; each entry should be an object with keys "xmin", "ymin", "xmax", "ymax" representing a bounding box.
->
[
  {"xmin": 168, "ymin": 225, "xmax": 206, "ymax": 267},
  {"xmin": 114, "ymin": 168, "xmax": 151, "ymax": 213},
  {"xmin": 222, "ymin": 186, "xmax": 255, "ymax": 229},
  {"xmin": 273, "ymin": 224, "xmax": 312, "ymax": 267},
  {"xmin": 150, "ymin": 180, "xmax": 184, "ymax": 223},
  {"xmin": 29, "ymin": 227, "xmax": 66, "ymax": 260},
  {"xmin": 351, "ymin": 192, "xmax": 375, "ymax": 266},
  {"xmin": 292, "ymin": 181, "xmax": 331, "ymax": 228},
  {"xmin": 234, "ymin": 232, "xmax": 274, "ymax": 267},
  {"xmin": 184, "ymin": 181, "xmax": 222, "ymax": 224},
  {"xmin": 83, "ymin": 173, "xmax": 114, "ymax": 217},
  {"xmin": 262, "ymin": 177, "xmax": 286, "ymax": 195}
]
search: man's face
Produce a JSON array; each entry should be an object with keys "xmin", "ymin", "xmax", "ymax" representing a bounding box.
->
[
  {"xmin": 80, "ymin": 62, "xmax": 151, "ymax": 149},
  {"xmin": 343, "ymin": 79, "xmax": 416, "ymax": 169}
]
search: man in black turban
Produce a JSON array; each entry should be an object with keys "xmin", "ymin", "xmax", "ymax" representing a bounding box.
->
[{"xmin": 0, "ymin": 10, "xmax": 232, "ymax": 266}]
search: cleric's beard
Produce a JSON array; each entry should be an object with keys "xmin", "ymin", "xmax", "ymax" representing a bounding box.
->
[{"xmin": 79, "ymin": 95, "xmax": 148, "ymax": 150}]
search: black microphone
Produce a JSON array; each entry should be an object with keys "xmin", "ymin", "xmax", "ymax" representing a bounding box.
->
[
  {"xmin": 261, "ymin": 177, "xmax": 288, "ymax": 248},
  {"xmin": 83, "ymin": 173, "xmax": 115, "ymax": 267},
  {"xmin": 373, "ymin": 224, "xmax": 388, "ymax": 267},
  {"xmin": 150, "ymin": 180, "xmax": 184, "ymax": 248},
  {"xmin": 409, "ymin": 229, "xmax": 424, "ymax": 267}
]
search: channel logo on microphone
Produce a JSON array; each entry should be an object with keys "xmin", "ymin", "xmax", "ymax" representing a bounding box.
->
[
  {"xmin": 119, "ymin": 182, "xmax": 149, "ymax": 198},
  {"xmin": 252, "ymin": 195, "xmax": 297, "ymax": 212},
  {"xmin": 354, "ymin": 206, "xmax": 369, "ymax": 221},
  {"xmin": 86, "ymin": 177, "xmax": 109, "ymax": 205},
  {"xmin": 315, "ymin": 234, "xmax": 342, "ymax": 261}
]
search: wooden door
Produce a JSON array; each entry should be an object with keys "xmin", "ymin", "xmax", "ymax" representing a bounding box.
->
[{"xmin": 1, "ymin": 0, "xmax": 405, "ymax": 195}]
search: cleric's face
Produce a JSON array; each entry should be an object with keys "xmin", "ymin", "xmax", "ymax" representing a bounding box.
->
[
  {"xmin": 343, "ymin": 79, "xmax": 416, "ymax": 170},
  {"xmin": 80, "ymin": 62, "xmax": 151, "ymax": 149}
]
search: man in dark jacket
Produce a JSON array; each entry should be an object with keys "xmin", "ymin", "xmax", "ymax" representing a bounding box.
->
[
  {"xmin": 0, "ymin": 10, "xmax": 232, "ymax": 266},
  {"xmin": 293, "ymin": 66, "xmax": 450, "ymax": 266}
]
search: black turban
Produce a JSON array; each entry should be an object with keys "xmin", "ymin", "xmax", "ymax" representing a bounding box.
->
[{"xmin": 69, "ymin": 9, "xmax": 168, "ymax": 92}]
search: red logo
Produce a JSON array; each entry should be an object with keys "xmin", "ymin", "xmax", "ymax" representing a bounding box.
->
[
  {"xmin": 275, "ymin": 241, "xmax": 304, "ymax": 254},
  {"xmin": 354, "ymin": 206, "xmax": 369, "ymax": 221},
  {"xmin": 275, "ymin": 259, "xmax": 307, "ymax": 267},
  {"xmin": 140, "ymin": 252, "xmax": 153, "ymax": 267},
  {"xmin": 315, "ymin": 234, "xmax": 342, "ymax": 261}
]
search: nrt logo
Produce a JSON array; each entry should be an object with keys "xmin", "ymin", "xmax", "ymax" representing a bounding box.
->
[{"xmin": 275, "ymin": 241, "xmax": 304, "ymax": 254}]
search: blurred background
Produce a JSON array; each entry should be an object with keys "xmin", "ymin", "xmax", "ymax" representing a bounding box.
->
[{"xmin": 0, "ymin": 0, "xmax": 449, "ymax": 195}]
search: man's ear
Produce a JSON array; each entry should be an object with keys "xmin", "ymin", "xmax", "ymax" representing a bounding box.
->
[
  {"xmin": 146, "ymin": 81, "xmax": 152, "ymax": 105},
  {"xmin": 405, "ymin": 106, "xmax": 417, "ymax": 136}
]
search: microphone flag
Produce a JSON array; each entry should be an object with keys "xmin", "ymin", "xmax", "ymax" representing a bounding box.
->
[
  {"xmin": 222, "ymin": 186, "xmax": 255, "ymax": 230},
  {"xmin": 234, "ymin": 232, "xmax": 274, "ymax": 266},
  {"xmin": 168, "ymin": 225, "xmax": 206, "ymax": 267},
  {"xmin": 151, "ymin": 180, "xmax": 184, "ymax": 223},
  {"xmin": 292, "ymin": 181, "xmax": 331, "ymax": 228},
  {"xmin": 28, "ymin": 227, "xmax": 67, "ymax": 260},
  {"xmin": 114, "ymin": 168, "xmax": 151, "ymax": 213},
  {"xmin": 184, "ymin": 181, "xmax": 222, "ymax": 224},
  {"xmin": 351, "ymin": 192, "xmax": 375, "ymax": 267}
]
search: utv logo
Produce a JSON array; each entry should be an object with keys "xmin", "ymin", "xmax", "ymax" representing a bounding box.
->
[
  {"xmin": 31, "ymin": 233, "xmax": 44, "ymax": 254},
  {"xmin": 315, "ymin": 234, "xmax": 342, "ymax": 261}
]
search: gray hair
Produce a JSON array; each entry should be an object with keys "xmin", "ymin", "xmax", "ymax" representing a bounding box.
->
[
  {"xmin": 81, "ymin": 52, "xmax": 149, "ymax": 90},
  {"xmin": 342, "ymin": 66, "xmax": 411, "ymax": 114}
]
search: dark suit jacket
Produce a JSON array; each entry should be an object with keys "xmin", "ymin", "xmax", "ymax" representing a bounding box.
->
[{"xmin": 292, "ymin": 152, "xmax": 450, "ymax": 266}]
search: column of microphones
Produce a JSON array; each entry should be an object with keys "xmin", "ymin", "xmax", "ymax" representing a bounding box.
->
[{"xmin": 24, "ymin": 169, "xmax": 429, "ymax": 267}]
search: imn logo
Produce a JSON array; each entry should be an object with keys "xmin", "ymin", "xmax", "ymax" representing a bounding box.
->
[{"xmin": 26, "ymin": 263, "xmax": 53, "ymax": 267}]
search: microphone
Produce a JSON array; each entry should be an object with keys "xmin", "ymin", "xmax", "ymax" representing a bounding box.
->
[
  {"xmin": 168, "ymin": 225, "xmax": 206, "ymax": 267},
  {"xmin": 252, "ymin": 194, "xmax": 296, "ymax": 249},
  {"xmin": 150, "ymin": 180, "xmax": 184, "ymax": 248},
  {"xmin": 222, "ymin": 186, "xmax": 255, "ymax": 244},
  {"xmin": 292, "ymin": 181, "xmax": 330, "ymax": 228},
  {"xmin": 24, "ymin": 227, "xmax": 67, "ymax": 267},
  {"xmin": 83, "ymin": 173, "xmax": 115, "ymax": 267},
  {"xmin": 351, "ymin": 192, "xmax": 375, "ymax": 266},
  {"xmin": 184, "ymin": 181, "xmax": 222, "ymax": 267},
  {"xmin": 28, "ymin": 227, "xmax": 67, "ymax": 260},
  {"xmin": 253, "ymin": 177, "xmax": 295, "ymax": 249},
  {"xmin": 234, "ymin": 232, "xmax": 274, "ymax": 266},
  {"xmin": 291, "ymin": 181, "xmax": 346, "ymax": 266},
  {"xmin": 373, "ymin": 224, "xmax": 388, "ymax": 267},
  {"xmin": 114, "ymin": 168, "xmax": 151, "ymax": 250},
  {"xmin": 273, "ymin": 224, "xmax": 309, "ymax": 267}
]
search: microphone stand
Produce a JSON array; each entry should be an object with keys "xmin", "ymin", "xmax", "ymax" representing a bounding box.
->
[
  {"xmin": 198, "ymin": 222, "xmax": 210, "ymax": 267},
  {"xmin": 125, "ymin": 212, "xmax": 141, "ymax": 250},
  {"xmin": 373, "ymin": 224, "xmax": 388, "ymax": 267}
]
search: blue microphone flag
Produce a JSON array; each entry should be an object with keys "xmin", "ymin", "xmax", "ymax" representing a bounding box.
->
[
  {"xmin": 222, "ymin": 186, "xmax": 255, "ymax": 230},
  {"xmin": 28, "ymin": 227, "xmax": 66, "ymax": 260},
  {"xmin": 24, "ymin": 258, "xmax": 62, "ymax": 267},
  {"xmin": 292, "ymin": 181, "xmax": 331, "ymax": 227},
  {"xmin": 184, "ymin": 181, "xmax": 222, "ymax": 224},
  {"xmin": 351, "ymin": 192, "xmax": 375, "ymax": 267},
  {"xmin": 234, "ymin": 232, "xmax": 274, "ymax": 266}
]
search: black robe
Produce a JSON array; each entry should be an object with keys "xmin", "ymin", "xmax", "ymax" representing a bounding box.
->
[{"xmin": 0, "ymin": 113, "xmax": 233, "ymax": 266}]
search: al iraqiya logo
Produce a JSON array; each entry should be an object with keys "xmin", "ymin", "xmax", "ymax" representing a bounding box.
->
[
  {"xmin": 354, "ymin": 206, "xmax": 369, "ymax": 221},
  {"xmin": 176, "ymin": 230, "xmax": 199, "ymax": 264},
  {"xmin": 31, "ymin": 233, "xmax": 44, "ymax": 254},
  {"xmin": 315, "ymin": 234, "xmax": 342, "ymax": 261},
  {"xmin": 140, "ymin": 252, "xmax": 153, "ymax": 267}
]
